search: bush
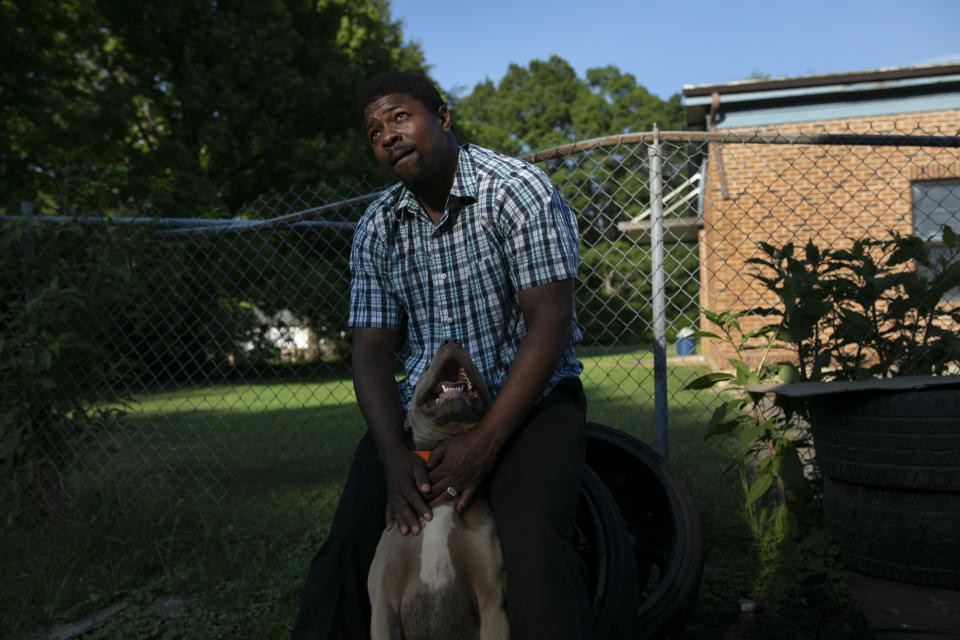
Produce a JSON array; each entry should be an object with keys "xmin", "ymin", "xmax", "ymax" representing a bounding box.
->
[{"xmin": 1, "ymin": 218, "xmax": 137, "ymax": 521}]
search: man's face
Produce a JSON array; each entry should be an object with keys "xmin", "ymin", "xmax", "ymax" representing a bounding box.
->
[{"xmin": 363, "ymin": 93, "xmax": 452, "ymax": 186}]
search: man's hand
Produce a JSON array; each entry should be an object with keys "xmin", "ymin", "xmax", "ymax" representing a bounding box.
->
[
  {"xmin": 382, "ymin": 443, "xmax": 433, "ymax": 535},
  {"xmin": 426, "ymin": 428, "xmax": 499, "ymax": 513},
  {"xmin": 352, "ymin": 326, "xmax": 431, "ymax": 536}
]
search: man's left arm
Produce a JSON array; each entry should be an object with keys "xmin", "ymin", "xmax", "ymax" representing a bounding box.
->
[{"xmin": 425, "ymin": 277, "xmax": 574, "ymax": 511}]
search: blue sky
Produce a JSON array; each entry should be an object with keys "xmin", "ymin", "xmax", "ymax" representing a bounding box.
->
[{"xmin": 389, "ymin": 0, "xmax": 960, "ymax": 100}]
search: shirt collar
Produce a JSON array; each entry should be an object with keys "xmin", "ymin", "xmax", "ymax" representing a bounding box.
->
[{"xmin": 394, "ymin": 145, "xmax": 478, "ymax": 220}]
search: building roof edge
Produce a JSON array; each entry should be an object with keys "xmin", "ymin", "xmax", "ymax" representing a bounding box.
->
[{"xmin": 682, "ymin": 62, "xmax": 960, "ymax": 98}]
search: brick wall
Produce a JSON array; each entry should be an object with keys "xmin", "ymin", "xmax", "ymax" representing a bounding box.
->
[{"xmin": 698, "ymin": 110, "xmax": 960, "ymax": 370}]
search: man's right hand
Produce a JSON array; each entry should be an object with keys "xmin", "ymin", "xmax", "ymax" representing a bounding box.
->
[
  {"xmin": 352, "ymin": 326, "xmax": 431, "ymax": 534},
  {"xmin": 382, "ymin": 444, "xmax": 432, "ymax": 535}
]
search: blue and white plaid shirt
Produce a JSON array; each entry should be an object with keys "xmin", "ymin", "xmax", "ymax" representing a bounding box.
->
[{"xmin": 349, "ymin": 144, "xmax": 583, "ymax": 408}]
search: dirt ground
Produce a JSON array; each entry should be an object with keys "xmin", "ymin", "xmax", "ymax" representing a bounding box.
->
[{"xmin": 683, "ymin": 601, "xmax": 865, "ymax": 640}]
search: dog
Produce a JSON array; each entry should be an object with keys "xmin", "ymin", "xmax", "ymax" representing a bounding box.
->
[{"xmin": 367, "ymin": 339, "xmax": 509, "ymax": 640}]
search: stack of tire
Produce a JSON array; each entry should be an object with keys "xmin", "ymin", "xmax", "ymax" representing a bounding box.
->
[{"xmin": 579, "ymin": 424, "xmax": 703, "ymax": 639}]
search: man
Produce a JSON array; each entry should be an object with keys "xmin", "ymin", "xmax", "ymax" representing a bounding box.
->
[{"xmin": 293, "ymin": 70, "xmax": 589, "ymax": 640}]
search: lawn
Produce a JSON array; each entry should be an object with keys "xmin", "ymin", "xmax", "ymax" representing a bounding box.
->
[{"xmin": 3, "ymin": 350, "xmax": 760, "ymax": 639}]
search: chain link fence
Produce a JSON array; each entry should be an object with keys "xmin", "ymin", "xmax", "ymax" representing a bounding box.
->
[{"xmin": 3, "ymin": 123, "xmax": 960, "ymax": 539}]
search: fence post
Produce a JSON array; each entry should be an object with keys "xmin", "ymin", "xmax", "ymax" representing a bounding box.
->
[{"xmin": 648, "ymin": 125, "xmax": 669, "ymax": 457}]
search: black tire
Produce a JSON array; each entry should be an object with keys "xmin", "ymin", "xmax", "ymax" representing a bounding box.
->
[
  {"xmin": 585, "ymin": 423, "xmax": 703, "ymax": 640},
  {"xmin": 577, "ymin": 464, "xmax": 640, "ymax": 640},
  {"xmin": 810, "ymin": 389, "xmax": 960, "ymax": 490},
  {"xmin": 824, "ymin": 477, "xmax": 960, "ymax": 589}
]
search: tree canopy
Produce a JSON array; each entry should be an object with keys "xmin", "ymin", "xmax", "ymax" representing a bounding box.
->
[
  {"xmin": 4, "ymin": 6, "xmax": 683, "ymax": 217},
  {"xmin": 2, "ymin": 0, "xmax": 426, "ymax": 215},
  {"xmin": 453, "ymin": 56, "xmax": 682, "ymax": 155}
]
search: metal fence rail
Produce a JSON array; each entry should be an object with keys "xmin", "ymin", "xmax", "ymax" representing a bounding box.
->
[{"xmin": 4, "ymin": 125, "xmax": 960, "ymax": 530}]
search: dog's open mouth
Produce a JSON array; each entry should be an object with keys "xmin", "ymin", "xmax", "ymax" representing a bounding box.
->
[
  {"xmin": 416, "ymin": 357, "xmax": 489, "ymax": 417},
  {"xmin": 432, "ymin": 367, "xmax": 479, "ymax": 404}
]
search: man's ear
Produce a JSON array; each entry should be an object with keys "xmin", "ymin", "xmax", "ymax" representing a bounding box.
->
[{"xmin": 437, "ymin": 105, "xmax": 453, "ymax": 133}]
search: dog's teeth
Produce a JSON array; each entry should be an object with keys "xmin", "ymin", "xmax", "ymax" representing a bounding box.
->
[
  {"xmin": 434, "ymin": 380, "xmax": 468, "ymax": 403},
  {"xmin": 457, "ymin": 367, "xmax": 474, "ymax": 391}
]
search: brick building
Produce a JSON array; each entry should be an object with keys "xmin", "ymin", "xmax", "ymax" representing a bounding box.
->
[{"xmin": 681, "ymin": 63, "xmax": 960, "ymax": 369}]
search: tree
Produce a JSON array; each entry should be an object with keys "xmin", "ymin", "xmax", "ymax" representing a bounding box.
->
[
  {"xmin": 2, "ymin": 0, "xmax": 427, "ymax": 215},
  {"xmin": 454, "ymin": 56, "xmax": 682, "ymax": 155},
  {"xmin": 585, "ymin": 65, "xmax": 683, "ymax": 135},
  {"xmin": 1, "ymin": 0, "xmax": 130, "ymax": 216}
]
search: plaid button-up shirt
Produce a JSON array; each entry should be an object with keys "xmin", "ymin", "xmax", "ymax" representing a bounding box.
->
[{"xmin": 349, "ymin": 144, "xmax": 583, "ymax": 408}]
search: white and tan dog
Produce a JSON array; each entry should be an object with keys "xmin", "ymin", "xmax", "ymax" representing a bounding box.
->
[{"xmin": 367, "ymin": 339, "xmax": 509, "ymax": 640}]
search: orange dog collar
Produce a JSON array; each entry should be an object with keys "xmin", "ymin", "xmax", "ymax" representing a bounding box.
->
[{"xmin": 412, "ymin": 449, "xmax": 430, "ymax": 463}]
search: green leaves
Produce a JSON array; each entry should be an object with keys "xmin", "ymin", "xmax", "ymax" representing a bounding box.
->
[
  {"xmin": 457, "ymin": 57, "xmax": 682, "ymax": 157},
  {"xmin": 747, "ymin": 225, "xmax": 960, "ymax": 379},
  {"xmin": 3, "ymin": 0, "xmax": 428, "ymax": 215},
  {"xmin": 688, "ymin": 296, "xmax": 820, "ymax": 569},
  {"xmin": 692, "ymin": 224, "xmax": 960, "ymax": 590},
  {"xmin": 704, "ymin": 399, "xmax": 744, "ymax": 438},
  {"xmin": 772, "ymin": 445, "xmax": 806, "ymax": 491},
  {"xmin": 1, "ymin": 219, "xmax": 137, "ymax": 522},
  {"xmin": 746, "ymin": 472, "xmax": 773, "ymax": 507},
  {"xmin": 693, "ymin": 226, "xmax": 960, "ymax": 597},
  {"xmin": 684, "ymin": 371, "xmax": 735, "ymax": 390}
]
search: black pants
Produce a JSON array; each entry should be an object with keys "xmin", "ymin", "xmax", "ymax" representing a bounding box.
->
[{"xmin": 293, "ymin": 377, "xmax": 590, "ymax": 640}]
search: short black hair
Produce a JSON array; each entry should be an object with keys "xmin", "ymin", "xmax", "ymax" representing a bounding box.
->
[{"xmin": 356, "ymin": 70, "xmax": 444, "ymax": 122}]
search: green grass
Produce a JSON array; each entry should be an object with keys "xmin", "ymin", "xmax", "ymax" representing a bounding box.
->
[{"xmin": 2, "ymin": 350, "xmax": 754, "ymax": 639}]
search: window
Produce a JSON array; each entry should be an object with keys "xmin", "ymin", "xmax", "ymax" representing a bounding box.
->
[
  {"xmin": 912, "ymin": 179, "xmax": 960, "ymax": 242},
  {"xmin": 911, "ymin": 178, "xmax": 960, "ymax": 302}
]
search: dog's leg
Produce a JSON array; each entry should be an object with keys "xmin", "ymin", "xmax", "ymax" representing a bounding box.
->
[
  {"xmin": 369, "ymin": 533, "xmax": 405, "ymax": 640},
  {"xmin": 370, "ymin": 597, "xmax": 402, "ymax": 640},
  {"xmin": 460, "ymin": 504, "xmax": 510, "ymax": 640},
  {"xmin": 478, "ymin": 596, "xmax": 509, "ymax": 640},
  {"xmin": 474, "ymin": 553, "xmax": 509, "ymax": 640}
]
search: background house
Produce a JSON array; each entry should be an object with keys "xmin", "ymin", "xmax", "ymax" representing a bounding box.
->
[{"xmin": 681, "ymin": 63, "xmax": 960, "ymax": 369}]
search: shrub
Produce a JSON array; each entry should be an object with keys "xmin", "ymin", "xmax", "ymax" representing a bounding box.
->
[{"xmin": 1, "ymin": 218, "xmax": 136, "ymax": 521}]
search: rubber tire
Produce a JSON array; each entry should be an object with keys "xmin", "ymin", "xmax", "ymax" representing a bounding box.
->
[
  {"xmin": 809, "ymin": 388, "xmax": 960, "ymax": 490},
  {"xmin": 585, "ymin": 423, "xmax": 704, "ymax": 640},
  {"xmin": 577, "ymin": 464, "xmax": 640, "ymax": 640},
  {"xmin": 824, "ymin": 477, "xmax": 960, "ymax": 589},
  {"xmin": 810, "ymin": 388, "xmax": 960, "ymax": 589}
]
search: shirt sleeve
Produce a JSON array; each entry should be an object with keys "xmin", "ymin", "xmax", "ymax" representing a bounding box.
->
[
  {"xmin": 500, "ymin": 166, "xmax": 581, "ymax": 292},
  {"xmin": 348, "ymin": 215, "xmax": 402, "ymax": 329}
]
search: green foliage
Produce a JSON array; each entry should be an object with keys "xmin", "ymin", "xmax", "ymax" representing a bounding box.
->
[
  {"xmin": 578, "ymin": 241, "xmax": 699, "ymax": 345},
  {"xmin": 2, "ymin": 0, "xmax": 426, "ymax": 215},
  {"xmin": 687, "ymin": 226, "xmax": 960, "ymax": 599},
  {"xmin": 0, "ymin": 217, "xmax": 136, "ymax": 521},
  {"xmin": 114, "ymin": 228, "xmax": 355, "ymax": 383},
  {"xmin": 749, "ymin": 226, "xmax": 960, "ymax": 380},
  {"xmin": 684, "ymin": 310, "xmax": 830, "ymax": 596},
  {"xmin": 454, "ymin": 56, "xmax": 683, "ymax": 155}
]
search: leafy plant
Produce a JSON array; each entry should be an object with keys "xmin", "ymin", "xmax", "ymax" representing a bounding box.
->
[
  {"xmin": 686, "ymin": 225, "xmax": 960, "ymax": 597},
  {"xmin": 1, "ymin": 217, "xmax": 135, "ymax": 523},
  {"xmin": 686, "ymin": 311, "xmax": 810, "ymax": 535},
  {"xmin": 748, "ymin": 226, "xmax": 960, "ymax": 381},
  {"xmin": 685, "ymin": 310, "xmax": 833, "ymax": 596}
]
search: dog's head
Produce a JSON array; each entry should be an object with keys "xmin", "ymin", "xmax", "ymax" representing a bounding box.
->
[{"xmin": 405, "ymin": 339, "xmax": 493, "ymax": 449}]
